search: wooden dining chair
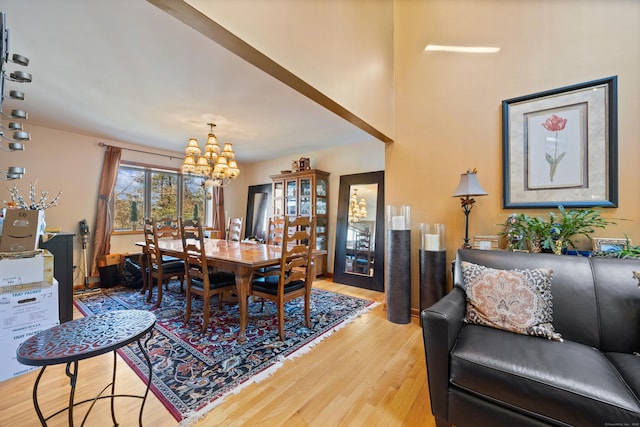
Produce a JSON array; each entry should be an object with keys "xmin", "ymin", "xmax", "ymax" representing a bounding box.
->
[
  {"xmin": 142, "ymin": 218, "xmax": 185, "ymax": 307},
  {"xmin": 179, "ymin": 218, "xmax": 237, "ymax": 333},
  {"xmin": 226, "ymin": 217, "xmax": 244, "ymax": 242},
  {"xmin": 249, "ymin": 215, "xmax": 315, "ymax": 341},
  {"xmin": 266, "ymin": 216, "xmax": 285, "ymax": 246}
]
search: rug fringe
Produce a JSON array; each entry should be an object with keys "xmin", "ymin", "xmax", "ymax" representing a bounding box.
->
[{"xmin": 179, "ymin": 301, "xmax": 380, "ymax": 427}]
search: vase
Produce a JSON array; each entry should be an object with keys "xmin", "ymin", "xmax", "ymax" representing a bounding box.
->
[
  {"xmin": 528, "ymin": 240, "xmax": 542, "ymax": 253},
  {"xmin": 554, "ymin": 240, "xmax": 564, "ymax": 255}
]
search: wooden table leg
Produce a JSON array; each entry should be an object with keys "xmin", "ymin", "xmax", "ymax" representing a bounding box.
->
[{"xmin": 236, "ymin": 268, "xmax": 251, "ymax": 344}]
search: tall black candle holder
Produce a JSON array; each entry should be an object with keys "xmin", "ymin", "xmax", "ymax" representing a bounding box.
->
[
  {"xmin": 385, "ymin": 205, "xmax": 411, "ymax": 324},
  {"xmin": 419, "ymin": 223, "xmax": 447, "ymax": 311}
]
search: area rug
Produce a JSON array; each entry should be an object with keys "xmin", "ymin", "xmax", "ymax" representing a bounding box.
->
[{"xmin": 73, "ymin": 283, "xmax": 377, "ymax": 426}]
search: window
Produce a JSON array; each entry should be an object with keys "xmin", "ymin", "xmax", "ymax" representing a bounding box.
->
[{"xmin": 113, "ymin": 163, "xmax": 206, "ymax": 233}]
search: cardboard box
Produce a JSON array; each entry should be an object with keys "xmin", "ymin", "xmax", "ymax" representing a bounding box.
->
[
  {"xmin": 0, "ymin": 209, "xmax": 43, "ymax": 252},
  {"xmin": 0, "ymin": 281, "xmax": 59, "ymax": 335},
  {"xmin": 0, "ymin": 251, "xmax": 54, "ymax": 287}
]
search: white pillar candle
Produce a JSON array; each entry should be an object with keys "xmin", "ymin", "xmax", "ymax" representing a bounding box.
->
[
  {"xmin": 425, "ymin": 233, "xmax": 440, "ymax": 251},
  {"xmin": 392, "ymin": 215, "xmax": 405, "ymax": 230}
]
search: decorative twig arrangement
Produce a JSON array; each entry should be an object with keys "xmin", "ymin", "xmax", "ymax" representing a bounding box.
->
[{"xmin": 4, "ymin": 181, "xmax": 62, "ymax": 210}]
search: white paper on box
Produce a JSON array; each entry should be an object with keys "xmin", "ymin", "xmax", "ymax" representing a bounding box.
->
[{"xmin": 0, "ymin": 281, "xmax": 59, "ymax": 335}]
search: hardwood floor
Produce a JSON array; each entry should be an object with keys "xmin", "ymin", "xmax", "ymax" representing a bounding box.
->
[{"xmin": 0, "ymin": 280, "xmax": 435, "ymax": 426}]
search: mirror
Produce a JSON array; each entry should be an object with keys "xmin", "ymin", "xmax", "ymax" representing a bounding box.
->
[
  {"xmin": 245, "ymin": 183, "xmax": 272, "ymax": 242},
  {"xmin": 344, "ymin": 184, "xmax": 377, "ymax": 276},
  {"xmin": 334, "ymin": 171, "xmax": 385, "ymax": 291}
]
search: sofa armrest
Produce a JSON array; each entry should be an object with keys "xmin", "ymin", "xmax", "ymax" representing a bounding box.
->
[{"xmin": 420, "ymin": 287, "xmax": 466, "ymax": 422}]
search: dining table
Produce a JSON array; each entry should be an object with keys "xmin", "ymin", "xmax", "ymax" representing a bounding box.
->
[{"xmin": 136, "ymin": 238, "xmax": 322, "ymax": 343}]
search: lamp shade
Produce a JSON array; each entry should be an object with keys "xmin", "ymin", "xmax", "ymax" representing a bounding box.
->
[{"xmin": 452, "ymin": 172, "xmax": 488, "ymax": 197}]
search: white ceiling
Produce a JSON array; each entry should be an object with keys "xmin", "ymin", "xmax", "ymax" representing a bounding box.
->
[{"xmin": 1, "ymin": 0, "xmax": 376, "ymax": 163}]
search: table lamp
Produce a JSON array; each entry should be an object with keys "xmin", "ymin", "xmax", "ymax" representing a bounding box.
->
[{"xmin": 452, "ymin": 169, "xmax": 488, "ymax": 248}]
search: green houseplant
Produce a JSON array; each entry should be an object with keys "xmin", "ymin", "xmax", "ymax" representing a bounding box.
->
[{"xmin": 500, "ymin": 206, "xmax": 614, "ymax": 253}]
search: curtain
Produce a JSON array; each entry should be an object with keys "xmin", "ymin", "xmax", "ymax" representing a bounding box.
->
[
  {"xmin": 90, "ymin": 145, "xmax": 122, "ymax": 276},
  {"xmin": 212, "ymin": 186, "xmax": 225, "ymax": 233}
]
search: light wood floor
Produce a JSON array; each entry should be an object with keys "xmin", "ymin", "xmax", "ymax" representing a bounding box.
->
[{"xmin": 0, "ymin": 280, "xmax": 435, "ymax": 426}]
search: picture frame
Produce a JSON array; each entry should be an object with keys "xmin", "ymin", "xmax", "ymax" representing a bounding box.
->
[
  {"xmin": 473, "ymin": 235, "xmax": 499, "ymax": 251},
  {"xmin": 502, "ymin": 76, "xmax": 618, "ymax": 209},
  {"xmin": 592, "ymin": 237, "xmax": 628, "ymax": 253}
]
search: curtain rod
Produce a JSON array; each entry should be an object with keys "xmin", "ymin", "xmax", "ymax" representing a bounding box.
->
[{"xmin": 98, "ymin": 142, "xmax": 181, "ymax": 161}]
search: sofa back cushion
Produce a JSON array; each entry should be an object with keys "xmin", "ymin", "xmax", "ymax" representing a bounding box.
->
[
  {"xmin": 591, "ymin": 257, "xmax": 640, "ymax": 353},
  {"xmin": 455, "ymin": 250, "xmax": 599, "ymax": 348}
]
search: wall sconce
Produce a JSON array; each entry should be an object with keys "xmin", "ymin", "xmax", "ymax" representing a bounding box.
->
[
  {"xmin": 0, "ymin": 166, "xmax": 25, "ymax": 180},
  {"xmin": 1, "ymin": 12, "xmax": 31, "ymax": 179},
  {"xmin": 452, "ymin": 169, "xmax": 488, "ymax": 248}
]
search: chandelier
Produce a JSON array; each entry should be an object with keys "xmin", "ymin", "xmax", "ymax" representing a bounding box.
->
[
  {"xmin": 348, "ymin": 189, "xmax": 367, "ymax": 223},
  {"xmin": 181, "ymin": 123, "xmax": 240, "ymax": 187}
]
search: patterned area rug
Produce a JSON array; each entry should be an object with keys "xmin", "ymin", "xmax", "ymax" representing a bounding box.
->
[{"xmin": 73, "ymin": 283, "xmax": 377, "ymax": 426}]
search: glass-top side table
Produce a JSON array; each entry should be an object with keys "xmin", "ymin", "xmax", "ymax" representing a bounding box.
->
[{"xmin": 17, "ymin": 309, "xmax": 156, "ymax": 426}]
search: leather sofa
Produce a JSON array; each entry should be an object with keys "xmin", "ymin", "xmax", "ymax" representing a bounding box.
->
[{"xmin": 421, "ymin": 249, "xmax": 640, "ymax": 427}]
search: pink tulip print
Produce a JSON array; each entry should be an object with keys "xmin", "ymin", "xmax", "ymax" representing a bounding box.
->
[{"xmin": 542, "ymin": 114, "xmax": 568, "ymax": 182}]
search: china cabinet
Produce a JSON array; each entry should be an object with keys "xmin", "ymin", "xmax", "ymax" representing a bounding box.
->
[{"xmin": 270, "ymin": 169, "xmax": 329, "ymax": 276}]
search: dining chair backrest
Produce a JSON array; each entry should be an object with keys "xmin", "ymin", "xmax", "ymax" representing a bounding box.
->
[
  {"xmin": 179, "ymin": 218, "xmax": 207, "ymax": 277},
  {"xmin": 155, "ymin": 217, "xmax": 180, "ymax": 240},
  {"xmin": 266, "ymin": 216, "xmax": 285, "ymax": 246},
  {"xmin": 180, "ymin": 218, "xmax": 199, "ymax": 240},
  {"xmin": 279, "ymin": 215, "xmax": 315, "ymax": 285},
  {"xmin": 226, "ymin": 217, "xmax": 243, "ymax": 242},
  {"xmin": 143, "ymin": 218, "xmax": 161, "ymax": 268}
]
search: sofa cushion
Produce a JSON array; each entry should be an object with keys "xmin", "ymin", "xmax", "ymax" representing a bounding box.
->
[
  {"xmin": 606, "ymin": 352, "xmax": 640, "ymax": 401},
  {"xmin": 451, "ymin": 325, "xmax": 640, "ymax": 426},
  {"xmin": 461, "ymin": 261, "xmax": 561, "ymax": 341}
]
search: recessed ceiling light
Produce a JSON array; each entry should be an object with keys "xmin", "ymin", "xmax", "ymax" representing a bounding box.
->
[{"xmin": 425, "ymin": 44, "xmax": 500, "ymax": 53}]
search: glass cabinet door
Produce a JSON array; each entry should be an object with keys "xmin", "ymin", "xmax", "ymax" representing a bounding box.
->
[
  {"xmin": 300, "ymin": 178, "xmax": 311, "ymax": 196},
  {"xmin": 316, "ymin": 178, "xmax": 327, "ymax": 197},
  {"xmin": 285, "ymin": 179, "xmax": 297, "ymax": 216},
  {"xmin": 299, "ymin": 197, "xmax": 311, "ymax": 216},
  {"xmin": 316, "ymin": 217, "xmax": 327, "ymax": 250},
  {"xmin": 273, "ymin": 181, "xmax": 284, "ymax": 216}
]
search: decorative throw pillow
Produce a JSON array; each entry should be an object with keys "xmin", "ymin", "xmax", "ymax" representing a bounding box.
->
[{"xmin": 461, "ymin": 261, "xmax": 562, "ymax": 341}]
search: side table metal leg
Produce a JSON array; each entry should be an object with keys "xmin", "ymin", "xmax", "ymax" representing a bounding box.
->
[
  {"xmin": 32, "ymin": 366, "xmax": 48, "ymax": 426},
  {"xmin": 110, "ymin": 351, "xmax": 118, "ymax": 426},
  {"xmin": 137, "ymin": 331, "xmax": 154, "ymax": 426},
  {"xmin": 65, "ymin": 361, "xmax": 78, "ymax": 427}
]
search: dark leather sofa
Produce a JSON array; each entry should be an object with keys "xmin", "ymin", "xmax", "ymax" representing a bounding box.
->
[{"xmin": 421, "ymin": 249, "xmax": 640, "ymax": 427}]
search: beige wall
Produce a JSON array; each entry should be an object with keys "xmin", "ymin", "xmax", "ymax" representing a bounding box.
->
[
  {"xmin": 392, "ymin": 0, "xmax": 640, "ymax": 305},
  {"xmin": 187, "ymin": 0, "xmax": 395, "ymax": 139}
]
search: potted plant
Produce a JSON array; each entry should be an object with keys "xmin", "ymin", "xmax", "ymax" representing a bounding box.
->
[
  {"xmin": 548, "ymin": 205, "xmax": 613, "ymax": 253},
  {"xmin": 499, "ymin": 206, "xmax": 614, "ymax": 254},
  {"xmin": 499, "ymin": 213, "xmax": 552, "ymax": 252}
]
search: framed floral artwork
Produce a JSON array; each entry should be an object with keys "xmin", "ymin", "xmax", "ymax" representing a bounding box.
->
[{"xmin": 502, "ymin": 76, "xmax": 618, "ymax": 208}]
